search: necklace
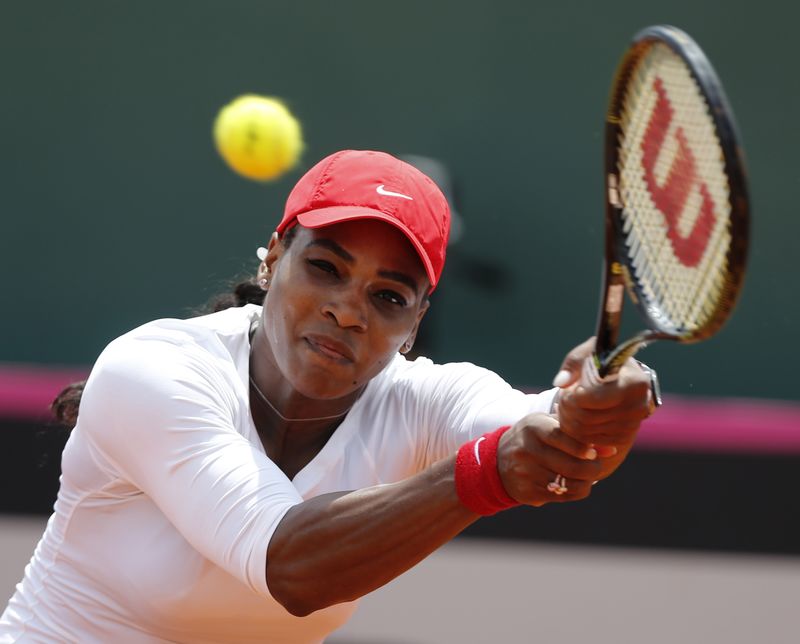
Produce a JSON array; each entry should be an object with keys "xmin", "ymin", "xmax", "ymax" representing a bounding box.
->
[{"xmin": 248, "ymin": 375, "xmax": 353, "ymax": 422}]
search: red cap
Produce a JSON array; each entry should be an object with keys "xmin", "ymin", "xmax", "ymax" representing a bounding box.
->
[{"xmin": 277, "ymin": 150, "xmax": 451, "ymax": 291}]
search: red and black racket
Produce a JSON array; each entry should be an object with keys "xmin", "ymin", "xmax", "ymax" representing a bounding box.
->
[{"xmin": 586, "ymin": 25, "xmax": 750, "ymax": 385}]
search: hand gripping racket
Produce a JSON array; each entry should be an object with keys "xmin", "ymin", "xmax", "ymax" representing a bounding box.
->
[{"xmin": 585, "ymin": 25, "xmax": 750, "ymax": 386}]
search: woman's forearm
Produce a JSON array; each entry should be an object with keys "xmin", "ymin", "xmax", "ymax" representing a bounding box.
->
[{"xmin": 266, "ymin": 455, "xmax": 476, "ymax": 616}]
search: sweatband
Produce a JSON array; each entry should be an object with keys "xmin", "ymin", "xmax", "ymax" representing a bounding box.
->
[{"xmin": 454, "ymin": 426, "xmax": 519, "ymax": 516}]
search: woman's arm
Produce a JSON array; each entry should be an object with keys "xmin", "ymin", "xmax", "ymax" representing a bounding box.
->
[
  {"xmin": 266, "ymin": 456, "xmax": 470, "ymax": 616},
  {"xmin": 267, "ymin": 413, "xmax": 602, "ymax": 616}
]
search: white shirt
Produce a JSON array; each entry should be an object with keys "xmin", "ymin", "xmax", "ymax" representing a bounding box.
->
[{"xmin": 1, "ymin": 304, "xmax": 556, "ymax": 643}]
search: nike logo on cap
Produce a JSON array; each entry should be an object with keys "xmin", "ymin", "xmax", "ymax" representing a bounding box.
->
[{"xmin": 376, "ymin": 184, "xmax": 413, "ymax": 200}]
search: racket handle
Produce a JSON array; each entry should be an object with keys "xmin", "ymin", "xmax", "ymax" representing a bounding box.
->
[
  {"xmin": 583, "ymin": 347, "xmax": 663, "ymax": 411},
  {"xmin": 591, "ymin": 334, "xmax": 652, "ymax": 383},
  {"xmin": 580, "ymin": 355, "xmax": 620, "ymax": 388}
]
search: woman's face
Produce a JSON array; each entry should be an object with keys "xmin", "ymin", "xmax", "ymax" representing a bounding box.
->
[{"xmin": 260, "ymin": 219, "xmax": 430, "ymax": 400}]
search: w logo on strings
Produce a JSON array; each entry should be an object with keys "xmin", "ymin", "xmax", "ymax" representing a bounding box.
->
[{"xmin": 641, "ymin": 78, "xmax": 718, "ymax": 267}]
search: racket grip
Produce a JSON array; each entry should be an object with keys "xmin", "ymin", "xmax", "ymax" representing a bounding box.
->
[{"xmin": 580, "ymin": 355, "xmax": 619, "ymax": 388}]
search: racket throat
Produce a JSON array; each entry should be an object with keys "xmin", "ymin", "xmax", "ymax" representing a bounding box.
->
[{"xmin": 597, "ymin": 334, "xmax": 652, "ymax": 378}]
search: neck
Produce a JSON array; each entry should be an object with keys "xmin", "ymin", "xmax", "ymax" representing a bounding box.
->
[
  {"xmin": 248, "ymin": 392, "xmax": 343, "ymax": 478},
  {"xmin": 249, "ymin": 375, "xmax": 353, "ymax": 422},
  {"xmin": 247, "ymin": 319, "xmax": 362, "ymax": 474}
]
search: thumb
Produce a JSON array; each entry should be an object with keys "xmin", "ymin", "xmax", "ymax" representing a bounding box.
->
[{"xmin": 552, "ymin": 337, "xmax": 596, "ymax": 388}]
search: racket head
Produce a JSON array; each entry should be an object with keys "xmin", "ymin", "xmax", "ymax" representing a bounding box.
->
[{"xmin": 596, "ymin": 25, "xmax": 749, "ymax": 369}]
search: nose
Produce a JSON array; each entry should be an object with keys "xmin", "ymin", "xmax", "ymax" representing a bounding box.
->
[{"xmin": 321, "ymin": 291, "xmax": 368, "ymax": 332}]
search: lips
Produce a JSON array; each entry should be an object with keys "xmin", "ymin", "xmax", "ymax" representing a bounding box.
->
[{"xmin": 304, "ymin": 334, "xmax": 356, "ymax": 363}]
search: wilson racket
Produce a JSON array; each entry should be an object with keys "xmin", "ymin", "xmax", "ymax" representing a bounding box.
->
[{"xmin": 586, "ymin": 25, "xmax": 749, "ymax": 385}]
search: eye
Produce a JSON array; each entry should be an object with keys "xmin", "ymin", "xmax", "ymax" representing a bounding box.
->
[
  {"xmin": 307, "ymin": 259, "xmax": 339, "ymax": 277},
  {"xmin": 376, "ymin": 290, "xmax": 408, "ymax": 307}
]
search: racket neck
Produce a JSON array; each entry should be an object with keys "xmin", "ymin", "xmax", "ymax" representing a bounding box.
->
[{"xmin": 594, "ymin": 171, "xmax": 626, "ymax": 369}]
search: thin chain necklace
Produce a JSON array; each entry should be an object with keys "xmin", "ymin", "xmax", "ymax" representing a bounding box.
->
[{"xmin": 248, "ymin": 376, "xmax": 353, "ymax": 422}]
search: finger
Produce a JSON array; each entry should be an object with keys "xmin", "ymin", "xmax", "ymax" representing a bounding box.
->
[
  {"xmin": 559, "ymin": 420, "xmax": 641, "ymax": 447},
  {"xmin": 552, "ymin": 337, "xmax": 596, "ymax": 388},
  {"xmin": 564, "ymin": 383, "xmax": 627, "ymax": 410},
  {"xmin": 558, "ymin": 401, "xmax": 643, "ymax": 446},
  {"xmin": 539, "ymin": 418, "xmax": 599, "ymax": 460},
  {"xmin": 594, "ymin": 445, "xmax": 618, "ymax": 458},
  {"xmin": 558, "ymin": 356, "xmax": 649, "ymax": 409},
  {"xmin": 525, "ymin": 439, "xmax": 603, "ymax": 482},
  {"xmin": 511, "ymin": 470, "xmax": 593, "ymax": 506},
  {"xmin": 558, "ymin": 397, "xmax": 651, "ymax": 426},
  {"xmin": 538, "ymin": 472, "xmax": 593, "ymax": 502},
  {"xmin": 564, "ymin": 374, "xmax": 650, "ymax": 411}
]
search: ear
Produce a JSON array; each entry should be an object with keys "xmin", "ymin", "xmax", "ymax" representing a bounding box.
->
[
  {"xmin": 257, "ymin": 232, "xmax": 282, "ymax": 280},
  {"xmin": 400, "ymin": 299, "xmax": 430, "ymax": 354}
]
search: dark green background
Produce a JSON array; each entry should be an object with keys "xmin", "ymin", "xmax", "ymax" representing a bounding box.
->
[{"xmin": 1, "ymin": 1, "xmax": 796, "ymax": 400}]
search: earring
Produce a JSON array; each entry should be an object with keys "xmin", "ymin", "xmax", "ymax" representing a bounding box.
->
[{"xmin": 258, "ymin": 278, "xmax": 269, "ymax": 290}]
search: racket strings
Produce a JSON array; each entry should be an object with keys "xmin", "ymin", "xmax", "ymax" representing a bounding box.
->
[{"xmin": 616, "ymin": 43, "xmax": 733, "ymax": 334}]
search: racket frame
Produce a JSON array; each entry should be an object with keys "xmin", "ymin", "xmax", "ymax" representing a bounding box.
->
[{"xmin": 594, "ymin": 25, "xmax": 750, "ymax": 377}]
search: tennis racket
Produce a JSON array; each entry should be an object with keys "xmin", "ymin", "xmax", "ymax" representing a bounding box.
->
[{"xmin": 585, "ymin": 25, "xmax": 750, "ymax": 386}]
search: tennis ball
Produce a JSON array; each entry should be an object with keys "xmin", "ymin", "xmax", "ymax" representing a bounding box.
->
[{"xmin": 213, "ymin": 95, "xmax": 303, "ymax": 182}]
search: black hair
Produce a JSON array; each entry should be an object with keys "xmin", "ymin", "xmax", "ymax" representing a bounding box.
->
[{"xmin": 51, "ymin": 227, "xmax": 300, "ymax": 430}]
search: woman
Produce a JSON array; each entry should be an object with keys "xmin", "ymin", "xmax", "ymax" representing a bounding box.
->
[{"xmin": 1, "ymin": 150, "xmax": 654, "ymax": 643}]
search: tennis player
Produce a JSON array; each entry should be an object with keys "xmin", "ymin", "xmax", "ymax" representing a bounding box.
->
[{"xmin": 1, "ymin": 150, "xmax": 654, "ymax": 643}]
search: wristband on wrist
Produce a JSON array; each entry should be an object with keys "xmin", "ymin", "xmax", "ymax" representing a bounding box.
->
[{"xmin": 454, "ymin": 426, "xmax": 519, "ymax": 516}]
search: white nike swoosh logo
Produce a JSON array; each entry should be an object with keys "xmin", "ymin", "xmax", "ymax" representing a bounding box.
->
[
  {"xmin": 473, "ymin": 436, "xmax": 486, "ymax": 465},
  {"xmin": 376, "ymin": 184, "xmax": 413, "ymax": 200}
]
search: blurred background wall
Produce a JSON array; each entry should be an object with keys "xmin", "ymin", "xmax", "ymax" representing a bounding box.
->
[
  {"xmin": 1, "ymin": 0, "xmax": 796, "ymax": 397},
  {"xmin": 1, "ymin": 1, "xmax": 799, "ymax": 641}
]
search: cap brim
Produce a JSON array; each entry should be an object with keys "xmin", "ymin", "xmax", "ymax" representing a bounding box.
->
[{"xmin": 296, "ymin": 207, "xmax": 437, "ymax": 291}]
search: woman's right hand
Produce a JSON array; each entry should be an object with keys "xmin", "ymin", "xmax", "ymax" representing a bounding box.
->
[{"xmin": 497, "ymin": 413, "xmax": 602, "ymax": 507}]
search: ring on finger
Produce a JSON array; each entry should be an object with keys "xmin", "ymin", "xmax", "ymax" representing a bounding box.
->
[{"xmin": 546, "ymin": 474, "xmax": 568, "ymax": 495}]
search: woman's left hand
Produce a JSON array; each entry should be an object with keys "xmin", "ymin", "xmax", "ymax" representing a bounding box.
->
[{"xmin": 551, "ymin": 337, "xmax": 655, "ymax": 480}]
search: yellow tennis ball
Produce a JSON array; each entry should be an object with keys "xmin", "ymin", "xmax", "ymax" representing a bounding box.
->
[{"xmin": 213, "ymin": 95, "xmax": 303, "ymax": 181}]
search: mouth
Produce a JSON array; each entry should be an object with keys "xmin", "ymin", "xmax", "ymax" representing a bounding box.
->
[{"xmin": 304, "ymin": 334, "xmax": 356, "ymax": 363}]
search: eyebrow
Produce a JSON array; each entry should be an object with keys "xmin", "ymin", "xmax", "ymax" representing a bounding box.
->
[
  {"xmin": 306, "ymin": 238, "xmax": 421, "ymax": 294},
  {"xmin": 307, "ymin": 238, "xmax": 354, "ymax": 262},
  {"xmin": 377, "ymin": 270, "xmax": 420, "ymax": 294}
]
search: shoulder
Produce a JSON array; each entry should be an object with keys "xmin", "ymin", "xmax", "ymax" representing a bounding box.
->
[
  {"xmin": 391, "ymin": 353, "xmax": 511, "ymax": 387},
  {"xmin": 116, "ymin": 304, "xmax": 259, "ymax": 353},
  {"xmin": 369, "ymin": 353, "xmax": 515, "ymax": 403},
  {"xmin": 99, "ymin": 304, "xmax": 258, "ymax": 371},
  {"xmin": 84, "ymin": 305, "xmax": 259, "ymax": 416}
]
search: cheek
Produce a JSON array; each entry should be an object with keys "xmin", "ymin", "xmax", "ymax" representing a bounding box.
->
[
  {"xmin": 262, "ymin": 282, "xmax": 304, "ymax": 359},
  {"xmin": 358, "ymin": 327, "xmax": 411, "ymax": 378}
]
